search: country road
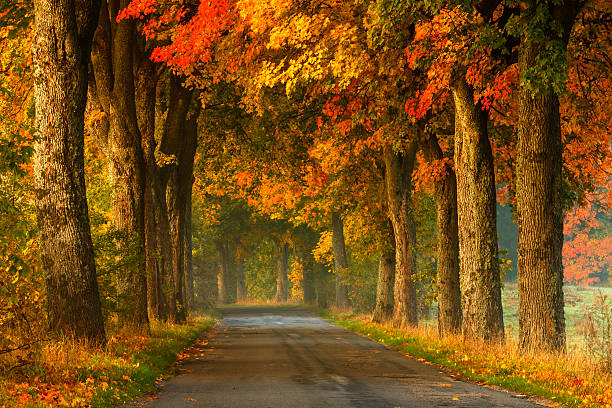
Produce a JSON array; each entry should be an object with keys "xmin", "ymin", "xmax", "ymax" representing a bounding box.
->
[{"xmin": 135, "ymin": 306, "xmax": 548, "ymax": 408}]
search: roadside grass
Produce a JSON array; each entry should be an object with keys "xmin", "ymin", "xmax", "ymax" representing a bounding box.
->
[
  {"xmin": 500, "ymin": 285, "xmax": 612, "ymax": 349},
  {"xmin": 0, "ymin": 316, "xmax": 216, "ymax": 407},
  {"xmin": 321, "ymin": 311, "xmax": 612, "ymax": 408}
]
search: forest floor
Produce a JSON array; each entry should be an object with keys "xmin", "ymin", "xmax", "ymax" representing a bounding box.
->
[
  {"xmin": 0, "ymin": 317, "xmax": 216, "ymax": 407},
  {"xmin": 130, "ymin": 306, "xmax": 559, "ymax": 408}
]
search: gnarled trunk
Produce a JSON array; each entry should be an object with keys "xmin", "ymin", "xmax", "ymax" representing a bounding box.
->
[
  {"xmin": 332, "ymin": 212, "xmax": 350, "ymax": 309},
  {"xmin": 32, "ymin": 0, "xmax": 106, "ymax": 344},
  {"xmin": 451, "ymin": 74, "xmax": 504, "ymax": 342},
  {"xmin": 422, "ymin": 132, "xmax": 461, "ymax": 335},
  {"xmin": 134, "ymin": 53, "xmax": 163, "ymax": 321},
  {"xmin": 372, "ymin": 220, "xmax": 395, "ymax": 323},
  {"xmin": 384, "ymin": 143, "xmax": 418, "ymax": 328},
  {"xmin": 90, "ymin": 0, "xmax": 148, "ymax": 327},
  {"xmin": 167, "ymin": 112, "xmax": 198, "ymax": 322}
]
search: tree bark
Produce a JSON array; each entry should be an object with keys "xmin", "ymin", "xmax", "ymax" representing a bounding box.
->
[
  {"xmin": 422, "ymin": 132, "xmax": 462, "ymax": 336},
  {"xmin": 451, "ymin": 74, "xmax": 504, "ymax": 342},
  {"xmin": 275, "ymin": 243, "xmax": 289, "ymax": 303},
  {"xmin": 217, "ymin": 241, "xmax": 229, "ymax": 304},
  {"xmin": 302, "ymin": 251, "xmax": 316, "ymax": 305},
  {"xmin": 235, "ymin": 248, "xmax": 247, "ymax": 303},
  {"xmin": 148, "ymin": 74, "xmax": 193, "ymax": 322},
  {"xmin": 184, "ymin": 189, "xmax": 195, "ymax": 311},
  {"xmin": 90, "ymin": 0, "xmax": 148, "ymax": 327},
  {"xmin": 134, "ymin": 54, "xmax": 163, "ymax": 321},
  {"xmin": 372, "ymin": 219, "xmax": 395, "ymax": 323},
  {"xmin": 331, "ymin": 212, "xmax": 350, "ymax": 309},
  {"xmin": 515, "ymin": 2, "xmax": 580, "ymax": 351},
  {"xmin": 32, "ymin": 0, "xmax": 106, "ymax": 344},
  {"xmin": 167, "ymin": 111, "xmax": 198, "ymax": 322},
  {"xmin": 384, "ymin": 143, "xmax": 419, "ymax": 328}
]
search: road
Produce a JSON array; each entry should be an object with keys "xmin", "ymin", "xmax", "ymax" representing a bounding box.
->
[{"xmin": 136, "ymin": 306, "xmax": 548, "ymax": 408}]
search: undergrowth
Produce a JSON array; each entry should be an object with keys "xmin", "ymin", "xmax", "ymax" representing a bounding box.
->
[
  {"xmin": 320, "ymin": 310, "xmax": 612, "ymax": 408},
  {"xmin": 0, "ymin": 316, "xmax": 216, "ymax": 407}
]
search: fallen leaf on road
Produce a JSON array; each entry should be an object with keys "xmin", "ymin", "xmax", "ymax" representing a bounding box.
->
[{"xmin": 186, "ymin": 397, "xmax": 197, "ymax": 402}]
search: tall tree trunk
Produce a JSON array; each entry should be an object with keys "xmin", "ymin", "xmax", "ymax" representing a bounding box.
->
[
  {"xmin": 302, "ymin": 252, "xmax": 316, "ymax": 305},
  {"xmin": 32, "ymin": 0, "xmax": 106, "ymax": 344},
  {"xmin": 372, "ymin": 220, "xmax": 395, "ymax": 323},
  {"xmin": 90, "ymin": 0, "xmax": 148, "ymax": 327},
  {"xmin": 275, "ymin": 243, "xmax": 289, "ymax": 303},
  {"xmin": 235, "ymin": 248, "xmax": 246, "ymax": 303},
  {"xmin": 134, "ymin": 53, "xmax": 164, "ymax": 321},
  {"xmin": 152, "ymin": 74, "xmax": 193, "ymax": 321},
  {"xmin": 451, "ymin": 74, "xmax": 504, "ymax": 342},
  {"xmin": 422, "ymin": 132, "xmax": 462, "ymax": 336},
  {"xmin": 516, "ymin": 2, "xmax": 580, "ymax": 351},
  {"xmin": 331, "ymin": 212, "xmax": 350, "ymax": 309},
  {"xmin": 217, "ymin": 242, "xmax": 229, "ymax": 304},
  {"xmin": 384, "ymin": 143, "xmax": 418, "ymax": 328},
  {"xmin": 184, "ymin": 190, "xmax": 195, "ymax": 311},
  {"xmin": 153, "ymin": 180, "xmax": 178, "ymax": 321},
  {"xmin": 167, "ymin": 111, "xmax": 198, "ymax": 322}
]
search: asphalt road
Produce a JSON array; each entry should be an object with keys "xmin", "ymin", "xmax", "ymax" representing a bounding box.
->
[{"xmin": 135, "ymin": 306, "xmax": 550, "ymax": 408}]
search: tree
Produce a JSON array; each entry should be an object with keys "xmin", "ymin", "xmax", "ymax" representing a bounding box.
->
[
  {"xmin": 421, "ymin": 131, "xmax": 461, "ymax": 335},
  {"xmin": 332, "ymin": 212, "xmax": 351, "ymax": 309},
  {"xmin": 90, "ymin": 0, "xmax": 149, "ymax": 327},
  {"xmin": 372, "ymin": 218, "xmax": 395, "ymax": 323},
  {"xmin": 516, "ymin": 0, "xmax": 583, "ymax": 352},
  {"xmin": 451, "ymin": 73, "xmax": 504, "ymax": 342},
  {"xmin": 31, "ymin": 0, "xmax": 105, "ymax": 343},
  {"xmin": 384, "ymin": 141, "xmax": 419, "ymax": 328}
]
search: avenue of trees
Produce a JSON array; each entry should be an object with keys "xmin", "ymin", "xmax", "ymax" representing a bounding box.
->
[{"xmin": 0, "ymin": 0, "xmax": 610, "ymax": 357}]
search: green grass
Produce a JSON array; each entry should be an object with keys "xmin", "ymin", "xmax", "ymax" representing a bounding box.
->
[
  {"xmin": 320, "ymin": 311, "xmax": 610, "ymax": 407},
  {"xmin": 88, "ymin": 317, "xmax": 217, "ymax": 407},
  {"xmin": 418, "ymin": 284, "xmax": 612, "ymax": 350}
]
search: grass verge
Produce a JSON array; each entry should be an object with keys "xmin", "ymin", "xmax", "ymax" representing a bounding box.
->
[
  {"xmin": 0, "ymin": 316, "xmax": 216, "ymax": 407},
  {"xmin": 319, "ymin": 310, "xmax": 611, "ymax": 408}
]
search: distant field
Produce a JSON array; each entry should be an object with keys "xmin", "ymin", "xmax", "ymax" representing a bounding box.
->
[
  {"xmin": 501, "ymin": 283, "xmax": 612, "ymax": 350},
  {"xmin": 423, "ymin": 284, "xmax": 612, "ymax": 351}
]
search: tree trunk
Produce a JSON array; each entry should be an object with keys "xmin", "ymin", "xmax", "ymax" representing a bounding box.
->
[
  {"xmin": 217, "ymin": 242, "xmax": 229, "ymax": 304},
  {"xmin": 372, "ymin": 220, "xmax": 395, "ymax": 323},
  {"xmin": 90, "ymin": 0, "xmax": 148, "ymax": 327},
  {"xmin": 422, "ymin": 132, "xmax": 462, "ymax": 336},
  {"xmin": 167, "ymin": 112, "xmax": 198, "ymax": 323},
  {"xmin": 451, "ymin": 74, "xmax": 504, "ymax": 342},
  {"xmin": 275, "ymin": 243, "xmax": 289, "ymax": 303},
  {"xmin": 134, "ymin": 54, "xmax": 164, "ymax": 321},
  {"xmin": 331, "ymin": 212, "xmax": 350, "ymax": 309},
  {"xmin": 516, "ymin": 9, "xmax": 577, "ymax": 350},
  {"xmin": 32, "ymin": 0, "xmax": 106, "ymax": 344},
  {"xmin": 302, "ymin": 252, "xmax": 316, "ymax": 305},
  {"xmin": 384, "ymin": 143, "xmax": 419, "ymax": 328},
  {"xmin": 184, "ymin": 190, "xmax": 195, "ymax": 311},
  {"xmin": 235, "ymin": 249, "xmax": 246, "ymax": 303}
]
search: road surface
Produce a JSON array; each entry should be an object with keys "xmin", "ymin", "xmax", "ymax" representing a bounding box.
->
[{"xmin": 135, "ymin": 306, "xmax": 549, "ymax": 408}]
